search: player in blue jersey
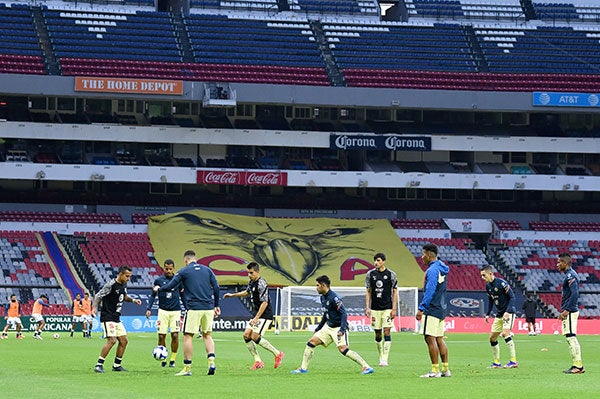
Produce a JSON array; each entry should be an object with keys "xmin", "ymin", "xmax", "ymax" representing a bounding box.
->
[
  {"xmin": 146, "ymin": 259, "xmax": 184, "ymax": 367},
  {"xmin": 291, "ymin": 275, "xmax": 374, "ymax": 375},
  {"xmin": 416, "ymin": 243, "xmax": 450, "ymax": 378},
  {"xmin": 155, "ymin": 250, "xmax": 220, "ymax": 376},
  {"xmin": 557, "ymin": 253, "xmax": 585, "ymax": 374},
  {"xmin": 480, "ymin": 265, "xmax": 518, "ymax": 369},
  {"xmin": 223, "ymin": 262, "xmax": 284, "ymax": 370}
]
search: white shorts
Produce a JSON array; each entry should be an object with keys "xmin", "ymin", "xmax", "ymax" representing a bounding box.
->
[
  {"xmin": 72, "ymin": 315, "xmax": 85, "ymax": 323},
  {"xmin": 6, "ymin": 317, "xmax": 22, "ymax": 327},
  {"xmin": 246, "ymin": 318, "xmax": 272, "ymax": 335},
  {"xmin": 82, "ymin": 315, "xmax": 94, "ymax": 324},
  {"xmin": 32, "ymin": 314, "xmax": 44, "ymax": 323}
]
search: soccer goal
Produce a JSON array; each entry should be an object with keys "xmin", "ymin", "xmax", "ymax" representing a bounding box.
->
[{"xmin": 277, "ymin": 286, "xmax": 418, "ymax": 333}]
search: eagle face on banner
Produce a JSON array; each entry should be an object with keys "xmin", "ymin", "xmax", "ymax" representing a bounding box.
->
[{"xmin": 148, "ymin": 209, "xmax": 423, "ymax": 287}]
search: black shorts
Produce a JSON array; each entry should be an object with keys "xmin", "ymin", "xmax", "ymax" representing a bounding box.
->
[{"xmin": 525, "ymin": 316, "xmax": 535, "ymax": 323}]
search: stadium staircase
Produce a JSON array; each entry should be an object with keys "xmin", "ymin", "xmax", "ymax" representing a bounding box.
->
[
  {"xmin": 56, "ymin": 234, "xmax": 100, "ymax": 294},
  {"xmin": 31, "ymin": 6, "xmax": 60, "ymax": 75},
  {"xmin": 487, "ymin": 241, "xmax": 556, "ymax": 318},
  {"xmin": 463, "ymin": 25, "xmax": 489, "ymax": 73},
  {"xmin": 519, "ymin": 0, "xmax": 538, "ymax": 20},
  {"xmin": 276, "ymin": 0, "xmax": 290, "ymax": 11},
  {"xmin": 309, "ymin": 20, "xmax": 346, "ymax": 87},
  {"xmin": 171, "ymin": 11, "xmax": 196, "ymax": 64},
  {"xmin": 39, "ymin": 232, "xmax": 85, "ymax": 299}
]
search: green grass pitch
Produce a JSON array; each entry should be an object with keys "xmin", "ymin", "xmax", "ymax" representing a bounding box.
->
[{"xmin": 1, "ymin": 331, "xmax": 598, "ymax": 398}]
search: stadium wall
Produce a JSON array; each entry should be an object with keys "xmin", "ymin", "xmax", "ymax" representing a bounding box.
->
[{"xmin": 0, "ymin": 73, "xmax": 546, "ymax": 112}]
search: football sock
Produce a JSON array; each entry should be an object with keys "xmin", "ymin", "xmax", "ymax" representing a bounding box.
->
[
  {"xmin": 376, "ymin": 340, "xmax": 383, "ymax": 359},
  {"xmin": 113, "ymin": 357, "xmax": 122, "ymax": 368},
  {"xmin": 441, "ymin": 363, "xmax": 449, "ymax": 372},
  {"xmin": 207, "ymin": 353, "xmax": 215, "ymax": 368},
  {"xmin": 566, "ymin": 336, "xmax": 582, "ymax": 366},
  {"xmin": 504, "ymin": 336, "xmax": 516, "ymax": 362},
  {"xmin": 383, "ymin": 336, "xmax": 392, "ymax": 362},
  {"xmin": 300, "ymin": 344, "xmax": 315, "ymax": 370},
  {"xmin": 245, "ymin": 339, "xmax": 261, "ymax": 361},
  {"xmin": 256, "ymin": 337, "xmax": 279, "ymax": 356},
  {"xmin": 343, "ymin": 349, "xmax": 369, "ymax": 368},
  {"xmin": 491, "ymin": 340, "xmax": 500, "ymax": 363},
  {"xmin": 184, "ymin": 359, "xmax": 192, "ymax": 371},
  {"xmin": 96, "ymin": 357, "xmax": 105, "ymax": 367},
  {"xmin": 431, "ymin": 364, "xmax": 440, "ymax": 373},
  {"xmin": 170, "ymin": 352, "xmax": 177, "ymax": 362}
]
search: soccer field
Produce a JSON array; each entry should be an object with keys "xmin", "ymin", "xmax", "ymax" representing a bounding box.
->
[{"xmin": 1, "ymin": 331, "xmax": 597, "ymax": 398}]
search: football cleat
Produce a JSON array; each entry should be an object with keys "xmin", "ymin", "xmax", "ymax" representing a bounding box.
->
[
  {"xmin": 251, "ymin": 361, "xmax": 265, "ymax": 370},
  {"xmin": 361, "ymin": 367, "xmax": 374, "ymax": 375},
  {"xmin": 94, "ymin": 365, "xmax": 104, "ymax": 373},
  {"xmin": 504, "ymin": 361, "xmax": 518, "ymax": 369},
  {"xmin": 290, "ymin": 368, "xmax": 308, "ymax": 374},
  {"xmin": 378, "ymin": 360, "xmax": 389, "ymax": 367},
  {"xmin": 169, "ymin": 361, "xmax": 176, "ymax": 368},
  {"xmin": 1, "ymin": 334, "xmax": 7, "ymax": 340},
  {"xmin": 489, "ymin": 362, "xmax": 503, "ymax": 369},
  {"xmin": 441, "ymin": 370, "xmax": 452, "ymax": 377},
  {"xmin": 16, "ymin": 335, "xmax": 24, "ymax": 340},
  {"xmin": 207, "ymin": 365, "xmax": 216, "ymax": 375},
  {"xmin": 175, "ymin": 366, "xmax": 192, "ymax": 376},
  {"xmin": 420, "ymin": 371, "xmax": 442, "ymax": 378},
  {"xmin": 33, "ymin": 334, "xmax": 43, "ymax": 340},
  {"xmin": 112, "ymin": 366, "xmax": 128, "ymax": 372},
  {"xmin": 274, "ymin": 352, "xmax": 285, "ymax": 369},
  {"xmin": 563, "ymin": 366, "xmax": 585, "ymax": 374},
  {"xmin": 161, "ymin": 361, "xmax": 167, "ymax": 368}
]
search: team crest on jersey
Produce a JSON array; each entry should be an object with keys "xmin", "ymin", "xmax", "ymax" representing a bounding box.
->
[
  {"xmin": 376, "ymin": 281, "xmax": 383, "ymax": 288},
  {"xmin": 494, "ymin": 287, "xmax": 498, "ymax": 292}
]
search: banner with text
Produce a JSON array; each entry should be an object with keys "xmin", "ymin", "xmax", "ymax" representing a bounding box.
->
[
  {"xmin": 75, "ymin": 77, "xmax": 183, "ymax": 95},
  {"xmin": 330, "ymin": 134, "xmax": 431, "ymax": 151},
  {"xmin": 197, "ymin": 170, "xmax": 288, "ymax": 186},
  {"xmin": 148, "ymin": 209, "xmax": 422, "ymax": 286},
  {"xmin": 533, "ymin": 91, "xmax": 600, "ymax": 108}
]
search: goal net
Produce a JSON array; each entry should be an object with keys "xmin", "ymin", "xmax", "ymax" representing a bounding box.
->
[{"xmin": 277, "ymin": 286, "xmax": 418, "ymax": 333}]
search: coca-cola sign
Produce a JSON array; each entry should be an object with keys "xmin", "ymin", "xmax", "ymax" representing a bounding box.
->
[
  {"xmin": 200, "ymin": 171, "xmax": 243, "ymax": 185},
  {"xmin": 197, "ymin": 170, "xmax": 287, "ymax": 186}
]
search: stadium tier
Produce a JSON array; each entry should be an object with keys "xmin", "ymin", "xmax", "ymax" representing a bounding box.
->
[{"xmin": 2, "ymin": 2, "xmax": 600, "ymax": 89}]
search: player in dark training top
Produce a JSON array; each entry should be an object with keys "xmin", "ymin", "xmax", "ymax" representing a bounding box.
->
[
  {"xmin": 365, "ymin": 252, "xmax": 397, "ymax": 366},
  {"xmin": 223, "ymin": 262, "xmax": 284, "ymax": 370},
  {"xmin": 146, "ymin": 259, "xmax": 184, "ymax": 367},
  {"xmin": 480, "ymin": 265, "xmax": 518, "ymax": 369},
  {"xmin": 557, "ymin": 253, "xmax": 585, "ymax": 374},
  {"xmin": 291, "ymin": 275, "xmax": 374, "ymax": 375},
  {"xmin": 92, "ymin": 266, "xmax": 142, "ymax": 373}
]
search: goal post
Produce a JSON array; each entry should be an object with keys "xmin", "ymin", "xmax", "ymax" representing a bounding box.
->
[{"xmin": 277, "ymin": 286, "xmax": 418, "ymax": 333}]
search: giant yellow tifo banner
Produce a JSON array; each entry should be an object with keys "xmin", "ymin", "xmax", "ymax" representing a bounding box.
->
[{"xmin": 148, "ymin": 209, "xmax": 423, "ymax": 287}]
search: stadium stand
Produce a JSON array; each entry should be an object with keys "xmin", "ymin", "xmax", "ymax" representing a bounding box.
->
[
  {"xmin": 403, "ymin": 237, "xmax": 488, "ymax": 291},
  {"xmin": 0, "ymin": 211, "xmax": 124, "ymax": 224},
  {"xmin": 0, "ymin": 230, "xmax": 70, "ymax": 315},
  {"xmin": 491, "ymin": 238, "xmax": 600, "ymax": 317},
  {"xmin": 78, "ymin": 232, "xmax": 160, "ymax": 288}
]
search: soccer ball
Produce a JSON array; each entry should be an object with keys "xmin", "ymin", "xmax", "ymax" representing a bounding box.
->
[
  {"xmin": 53, "ymin": 333, "xmax": 60, "ymax": 339},
  {"xmin": 152, "ymin": 345, "xmax": 168, "ymax": 361}
]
